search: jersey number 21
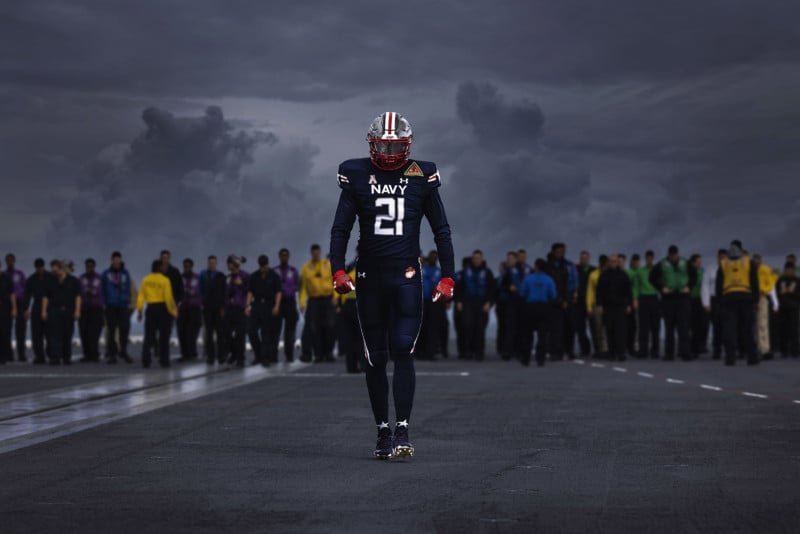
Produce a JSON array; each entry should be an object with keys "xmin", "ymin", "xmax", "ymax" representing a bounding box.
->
[{"xmin": 374, "ymin": 197, "xmax": 405, "ymax": 236}]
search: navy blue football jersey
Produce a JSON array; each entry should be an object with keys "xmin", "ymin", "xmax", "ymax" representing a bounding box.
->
[{"xmin": 330, "ymin": 158, "xmax": 455, "ymax": 278}]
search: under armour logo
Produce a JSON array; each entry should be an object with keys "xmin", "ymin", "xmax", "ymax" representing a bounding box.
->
[
  {"xmin": 399, "ymin": 178, "xmax": 409, "ymax": 184},
  {"xmin": 358, "ymin": 272, "xmax": 366, "ymax": 278},
  {"xmin": 368, "ymin": 175, "xmax": 377, "ymax": 185}
]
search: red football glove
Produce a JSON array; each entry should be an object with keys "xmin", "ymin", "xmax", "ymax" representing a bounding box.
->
[
  {"xmin": 432, "ymin": 277, "xmax": 455, "ymax": 302},
  {"xmin": 333, "ymin": 270, "xmax": 355, "ymax": 295}
]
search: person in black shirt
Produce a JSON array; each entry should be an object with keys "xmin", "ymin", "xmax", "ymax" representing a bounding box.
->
[
  {"xmin": 776, "ymin": 262, "xmax": 800, "ymax": 358},
  {"xmin": 544, "ymin": 243, "xmax": 572, "ymax": 360},
  {"xmin": 200, "ymin": 256, "xmax": 227, "ymax": 364},
  {"xmin": 0, "ymin": 260, "xmax": 17, "ymax": 364},
  {"xmin": 23, "ymin": 258, "xmax": 52, "ymax": 364},
  {"xmin": 160, "ymin": 250, "xmax": 184, "ymax": 304},
  {"xmin": 247, "ymin": 255, "xmax": 283, "ymax": 366},
  {"xmin": 42, "ymin": 259, "xmax": 81, "ymax": 365},
  {"xmin": 597, "ymin": 255, "xmax": 633, "ymax": 362}
]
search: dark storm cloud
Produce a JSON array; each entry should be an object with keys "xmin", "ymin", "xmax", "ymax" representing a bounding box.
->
[
  {"xmin": 3, "ymin": 1, "xmax": 800, "ymax": 101},
  {"xmin": 126, "ymin": 106, "xmax": 274, "ymax": 179},
  {"xmin": 423, "ymin": 82, "xmax": 591, "ymax": 259},
  {"xmin": 456, "ymin": 82, "xmax": 544, "ymax": 152},
  {"xmin": 48, "ymin": 106, "xmax": 326, "ymax": 267}
]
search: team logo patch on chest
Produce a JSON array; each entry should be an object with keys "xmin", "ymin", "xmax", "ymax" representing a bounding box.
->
[
  {"xmin": 404, "ymin": 162, "xmax": 424, "ymax": 177},
  {"xmin": 405, "ymin": 267, "xmax": 417, "ymax": 279}
]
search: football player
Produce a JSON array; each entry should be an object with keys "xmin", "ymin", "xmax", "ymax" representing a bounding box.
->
[{"xmin": 330, "ymin": 112, "xmax": 455, "ymax": 459}]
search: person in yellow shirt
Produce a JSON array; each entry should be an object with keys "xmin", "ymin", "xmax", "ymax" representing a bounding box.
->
[
  {"xmin": 586, "ymin": 254, "xmax": 609, "ymax": 358},
  {"xmin": 137, "ymin": 260, "xmax": 178, "ymax": 369},
  {"xmin": 717, "ymin": 240, "xmax": 759, "ymax": 366},
  {"xmin": 299, "ymin": 244, "xmax": 335, "ymax": 363},
  {"xmin": 752, "ymin": 254, "xmax": 779, "ymax": 360}
]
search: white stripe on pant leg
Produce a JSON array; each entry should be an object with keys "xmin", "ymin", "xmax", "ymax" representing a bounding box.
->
[
  {"xmin": 354, "ymin": 267, "xmax": 373, "ymax": 367},
  {"xmin": 410, "ymin": 258, "xmax": 423, "ymax": 355}
]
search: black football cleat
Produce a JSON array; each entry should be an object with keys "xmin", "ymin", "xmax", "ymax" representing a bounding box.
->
[
  {"xmin": 374, "ymin": 423, "xmax": 394, "ymax": 460},
  {"xmin": 393, "ymin": 420, "xmax": 414, "ymax": 459}
]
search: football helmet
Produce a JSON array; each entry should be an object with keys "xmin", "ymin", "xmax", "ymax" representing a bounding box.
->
[{"xmin": 367, "ymin": 112, "xmax": 413, "ymax": 171}]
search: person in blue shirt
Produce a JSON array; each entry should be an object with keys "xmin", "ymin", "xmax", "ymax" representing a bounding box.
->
[
  {"xmin": 101, "ymin": 251, "xmax": 133, "ymax": 364},
  {"xmin": 519, "ymin": 259, "xmax": 557, "ymax": 367},
  {"xmin": 454, "ymin": 250, "xmax": 496, "ymax": 361},
  {"xmin": 498, "ymin": 251, "xmax": 530, "ymax": 360}
]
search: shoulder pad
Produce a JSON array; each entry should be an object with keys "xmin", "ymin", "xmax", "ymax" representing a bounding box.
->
[
  {"xmin": 337, "ymin": 158, "xmax": 371, "ymax": 190},
  {"xmin": 412, "ymin": 160, "xmax": 441, "ymax": 188}
]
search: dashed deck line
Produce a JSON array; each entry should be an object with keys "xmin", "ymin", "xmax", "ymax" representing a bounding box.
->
[{"xmin": 575, "ymin": 360, "xmax": 794, "ymax": 405}]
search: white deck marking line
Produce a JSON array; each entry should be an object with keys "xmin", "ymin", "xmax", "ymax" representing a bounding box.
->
[{"xmin": 576, "ymin": 359, "xmax": 793, "ymax": 404}]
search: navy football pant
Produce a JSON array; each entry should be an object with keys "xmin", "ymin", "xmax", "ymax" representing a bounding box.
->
[{"xmin": 356, "ymin": 258, "xmax": 422, "ymax": 425}]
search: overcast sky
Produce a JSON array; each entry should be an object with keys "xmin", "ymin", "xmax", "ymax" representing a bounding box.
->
[{"xmin": 2, "ymin": 0, "xmax": 799, "ymax": 277}]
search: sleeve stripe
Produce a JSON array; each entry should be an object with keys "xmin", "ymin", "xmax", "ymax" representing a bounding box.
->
[{"xmin": 337, "ymin": 174, "xmax": 350, "ymax": 184}]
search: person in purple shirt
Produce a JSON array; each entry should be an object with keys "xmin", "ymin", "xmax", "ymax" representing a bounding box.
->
[
  {"xmin": 5, "ymin": 254, "xmax": 27, "ymax": 361},
  {"xmin": 177, "ymin": 258, "xmax": 203, "ymax": 362},
  {"xmin": 274, "ymin": 248, "xmax": 300, "ymax": 362},
  {"xmin": 222, "ymin": 255, "xmax": 249, "ymax": 367},
  {"xmin": 78, "ymin": 258, "xmax": 104, "ymax": 362}
]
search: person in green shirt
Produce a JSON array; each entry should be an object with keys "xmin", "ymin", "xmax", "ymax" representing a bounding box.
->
[
  {"xmin": 623, "ymin": 254, "xmax": 640, "ymax": 356},
  {"xmin": 633, "ymin": 250, "xmax": 661, "ymax": 358},
  {"xmin": 689, "ymin": 254, "xmax": 708, "ymax": 357},
  {"xmin": 649, "ymin": 245, "xmax": 696, "ymax": 361}
]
